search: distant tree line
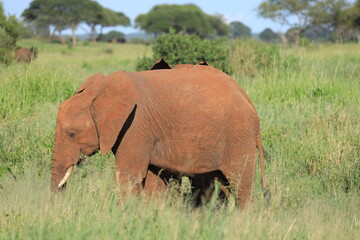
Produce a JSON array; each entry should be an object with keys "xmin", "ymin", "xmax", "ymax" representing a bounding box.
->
[
  {"xmin": 22, "ymin": 0, "xmax": 130, "ymax": 47},
  {"xmin": 16, "ymin": 0, "xmax": 360, "ymax": 46},
  {"xmin": 257, "ymin": 0, "xmax": 360, "ymax": 46}
]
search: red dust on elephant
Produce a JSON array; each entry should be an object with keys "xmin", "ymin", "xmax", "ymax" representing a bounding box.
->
[{"xmin": 51, "ymin": 60, "xmax": 270, "ymax": 208}]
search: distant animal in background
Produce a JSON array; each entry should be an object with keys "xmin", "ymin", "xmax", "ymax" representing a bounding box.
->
[{"xmin": 14, "ymin": 47, "xmax": 38, "ymax": 63}]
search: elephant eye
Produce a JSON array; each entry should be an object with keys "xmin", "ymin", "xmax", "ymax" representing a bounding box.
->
[{"xmin": 68, "ymin": 132, "xmax": 76, "ymax": 139}]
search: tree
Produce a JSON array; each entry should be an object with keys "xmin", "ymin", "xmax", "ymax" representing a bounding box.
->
[
  {"xmin": 229, "ymin": 21, "xmax": 252, "ymax": 38},
  {"xmin": 347, "ymin": 0, "xmax": 360, "ymax": 43},
  {"xmin": 302, "ymin": 25, "xmax": 333, "ymax": 41},
  {"xmin": 135, "ymin": 4, "xmax": 227, "ymax": 38},
  {"xmin": 257, "ymin": 0, "xmax": 312, "ymax": 47},
  {"xmin": 309, "ymin": 0, "xmax": 350, "ymax": 43},
  {"xmin": 208, "ymin": 14, "xmax": 229, "ymax": 36},
  {"xmin": 259, "ymin": 28, "xmax": 279, "ymax": 42},
  {"xmin": 22, "ymin": 0, "xmax": 130, "ymax": 46},
  {"xmin": 98, "ymin": 31, "xmax": 125, "ymax": 43},
  {"xmin": 83, "ymin": 4, "xmax": 130, "ymax": 43},
  {"xmin": 54, "ymin": 0, "xmax": 90, "ymax": 47},
  {"xmin": 0, "ymin": 2, "xmax": 21, "ymax": 64},
  {"xmin": 22, "ymin": 0, "xmax": 69, "ymax": 43}
]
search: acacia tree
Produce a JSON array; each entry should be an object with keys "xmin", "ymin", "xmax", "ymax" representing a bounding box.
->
[
  {"xmin": 310, "ymin": 0, "xmax": 350, "ymax": 43},
  {"xmin": 259, "ymin": 28, "xmax": 279, "ymax": 42},
  {"xmin": 22, "ymin": 0, "xmax": 130, "ymax": 46},
  {"xmin": 22, "ymin": 0, "xmax": 68, "ymax": 43},
  {"xmin": 257, "ymin": 0, "xmax": 313, "ymax": 47},
  {"xmin": 81, "ymin": 1, "xmax": 130, "ymax": 43},
  {"xmin": 135, "ymin": 4, "xmax": 227, "ymax": 38},
  {"xmin": 347, "ymin": 0, "xmax": 360, "ymax": 43},
  {"xmin": 208, "ymin": 14, "xmax": 229, "ymax": 36},
  {"xmin": 229, "ymin": 21, "xmax": 252, "ymax": 38}
]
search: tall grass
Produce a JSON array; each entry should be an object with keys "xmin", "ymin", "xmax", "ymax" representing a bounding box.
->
[{"xmin": 0, "ymin": 40, "xmax": 359, "ymax": 239}]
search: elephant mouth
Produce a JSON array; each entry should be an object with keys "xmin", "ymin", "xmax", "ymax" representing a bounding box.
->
[
  {"xmin": 76, "ymin": 155, "xmax": 87, "ymax": 167},
  {"xmin": 58, "ymin": 150, "xmax": 99, "ymax": 189}
]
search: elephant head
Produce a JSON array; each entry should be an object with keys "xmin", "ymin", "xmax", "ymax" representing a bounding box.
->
[{"xmin": 51, "ymin": 72, "xmax": 137, "ymax": 191}]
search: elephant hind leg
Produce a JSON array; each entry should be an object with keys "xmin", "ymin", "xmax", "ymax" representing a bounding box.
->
[{"xmin": 221, "ymin": 157, "xmax": 257, "ymax": 209}]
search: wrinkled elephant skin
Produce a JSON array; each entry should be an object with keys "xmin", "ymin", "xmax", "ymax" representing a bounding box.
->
[{"xmin": 51, "ymin": 64, "xmax": 268, "ymax": 208}]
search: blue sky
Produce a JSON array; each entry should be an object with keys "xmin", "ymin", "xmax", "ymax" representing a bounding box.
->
[{"xmin": 2, "ymin": 0, "xmax": 288, "ymax": 34}]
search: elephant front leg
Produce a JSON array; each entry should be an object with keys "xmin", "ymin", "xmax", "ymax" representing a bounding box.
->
[{"xmin": 114, "ymin": 135, "xmax": 152, "ymax": 199}]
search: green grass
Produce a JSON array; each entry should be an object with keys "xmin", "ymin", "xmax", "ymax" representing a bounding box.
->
[{"xmin": 0, "ymin": 40, "xmax": 359, "ymax": 239}]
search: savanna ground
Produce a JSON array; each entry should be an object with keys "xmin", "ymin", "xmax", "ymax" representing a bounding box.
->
[{"xmin": 0, "ymin": 39, "xmax": 359, "ymax": 239}]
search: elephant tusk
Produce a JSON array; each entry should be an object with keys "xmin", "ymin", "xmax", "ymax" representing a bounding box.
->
[{"xmin": 58, "ymin": 165, "xmax": 74, "ymax": 188}]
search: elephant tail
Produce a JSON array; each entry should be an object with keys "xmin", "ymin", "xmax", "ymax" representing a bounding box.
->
[{"xmin": 256, "ymin": 134, "xmax": 271, "ymax": 204}]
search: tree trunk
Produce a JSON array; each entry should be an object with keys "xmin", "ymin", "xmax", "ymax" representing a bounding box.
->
[
  {"xmin": 48, "ymin": 27, "xmax": 56, "ymax": 41},
  {"xmin": 335, "ymin": 28, "xmax": 343, "ymax": 44},
  {"xmin": 295, "ymin": 29, "xmax": 301, "ymax": 48},
  {"xmin": 357, "ymin": 34, "xmax": 360, "ymax": 44},
  {"xmin": 278, "ymin": 33, "xmax": 288, "ymax": 47},
  {"xmin": 71, "ymin": 23, "xmax": 77, "ymax": 47},
  {"xmin": 91, "ymin": 25, "xmax": 97, "ymax": 44},
  {"xmin": 57, "ymin": 29, "xmax": 65, "ymax": 44}
]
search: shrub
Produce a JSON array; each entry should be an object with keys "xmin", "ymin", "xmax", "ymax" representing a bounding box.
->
[
  {"xmin": 98, "ymin": 31, "xmax": 126, "ymax": 43},
  {"xmin": 136, "ymin": 31, "xmax": 233, "ymax": 74},
  {"xmin": 0, "ymin": 3, "xmax": 20, "ymax": 64},
  {"xmin": 230, "ymin": 39, "xmax": 281, "ymax": 77}
]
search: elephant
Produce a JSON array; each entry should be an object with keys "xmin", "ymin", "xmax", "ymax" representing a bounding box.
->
[
  {"xmin": 14, "ymin": 47, "xmax": 38, "ymax": 63},
  {"xmin": 51, "ymin": 59, "xmax": 269, "ymax": 208}
]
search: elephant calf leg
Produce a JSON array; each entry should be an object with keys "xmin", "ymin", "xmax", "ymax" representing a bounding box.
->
[{"xmin": 142, "ymin": 170, "xmax": 167, "ymax": 198}]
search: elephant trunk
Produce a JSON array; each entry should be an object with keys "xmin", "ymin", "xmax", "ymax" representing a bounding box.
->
[{"xmin": 50, "ymin": 136, "xmax": 80, "ymax": 192}]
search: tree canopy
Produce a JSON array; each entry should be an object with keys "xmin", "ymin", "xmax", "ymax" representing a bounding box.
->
[
  {"xmin": 229, "ymin": 21, "xmax": 252, "ymax": 38},
  {"xmin": 257, "ymin": 0, "xmax": 312, "ymax": 46},
  {"xmin": 22, "ymin": 0, "xmax": 130, "ymax": 46},
  {"xmin": 135, "ymin": 4, "xmax": 228, "ymax": 38},
  {"xmin": 309, "ymin": 0, "xmax": 350, "ymax": 42},
  {"xmin": 259, "ymin": 28, "xmax": 279, "ymax": 42}
]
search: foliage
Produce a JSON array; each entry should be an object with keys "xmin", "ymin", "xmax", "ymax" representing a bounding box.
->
[
  {"xmin": 230, "ymin": 39, "xmax": 281, "ymax": 77},
  {"xmin": 136, "ymin": 32, "xmax": 233, "ymax": 74},
  {"xmin": 259, "ymin": 28, "xmax": 279, "ymax": 42},
  {"xmin": 135, "ymin": 4, "xmax": 228, "ymax": 38},
  {"xmin": 310, "ymin": 0, "xmax": 349, "ymax": 30},
  {"xmin": 98, "ymin": 31, "xmax": 125, "ymax": 42},
  {"xmin": 22, "ymin": 0, "xmax": 67, "ymax": 41},
  {"xmin": 257, "ymin": 0, "xmax": 312, "ymax": 47},
  {"xmin": 309, "ymin": 0, "xmax": 351, "ymax": 42},
  {"xmin": 208, "ymin": 14, "xmax": 230, "ymax": 36},
  {"xmin": 0, "ymin": 2, "xmax": 21, "ymax": 64},
  {"xmin": 229, "ymin": 21, "xmax": 252, "ymax": 38},
  {"xmin": 302, "ymin": 25, "xmax": 334, "ymax": 42},
  {"xmin": 346, "ymin": 0, "xmax": 360, "ymax": 43},
  {"xmin": 84, "ymin": 4, "xmax": 130, "ymax": 43},
  {"xmin": 22, "ymin": 0, "xmax": 130, "ymax": 46}
]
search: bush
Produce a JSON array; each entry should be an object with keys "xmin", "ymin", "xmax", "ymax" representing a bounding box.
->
[
  {"xmin": 0, "ymin": 3, "xmax": 20, "ymax": 64},
  {"xmin": 136, "ymin": 32, "xmax": 233, "ymax": 74},
  {"xmin": 129, "ymin": 38, "xmax": 153, "ymax": 45},
  {"xmin": 230, "ymin": 39, "xmax": 281, "ymax": 77},
  {"xmin": 98, "ymin": 31, "xmax": 125, "ymax": 43}
]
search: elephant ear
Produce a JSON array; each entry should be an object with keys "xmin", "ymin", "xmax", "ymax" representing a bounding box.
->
[
  {"xmin": 92, "ymin": 72, "xmax": 138, "ymax": 155},
  {"xmin": 196, "ymin": 61, "xmax": 210, "ymax": 66},
  {"xmin": 76, "ymin": 73, "xmax": 105, "ymax": 94},
  {"xmin": 150, "ymin": 58, "xmax": 172, "ymax": 70}
]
